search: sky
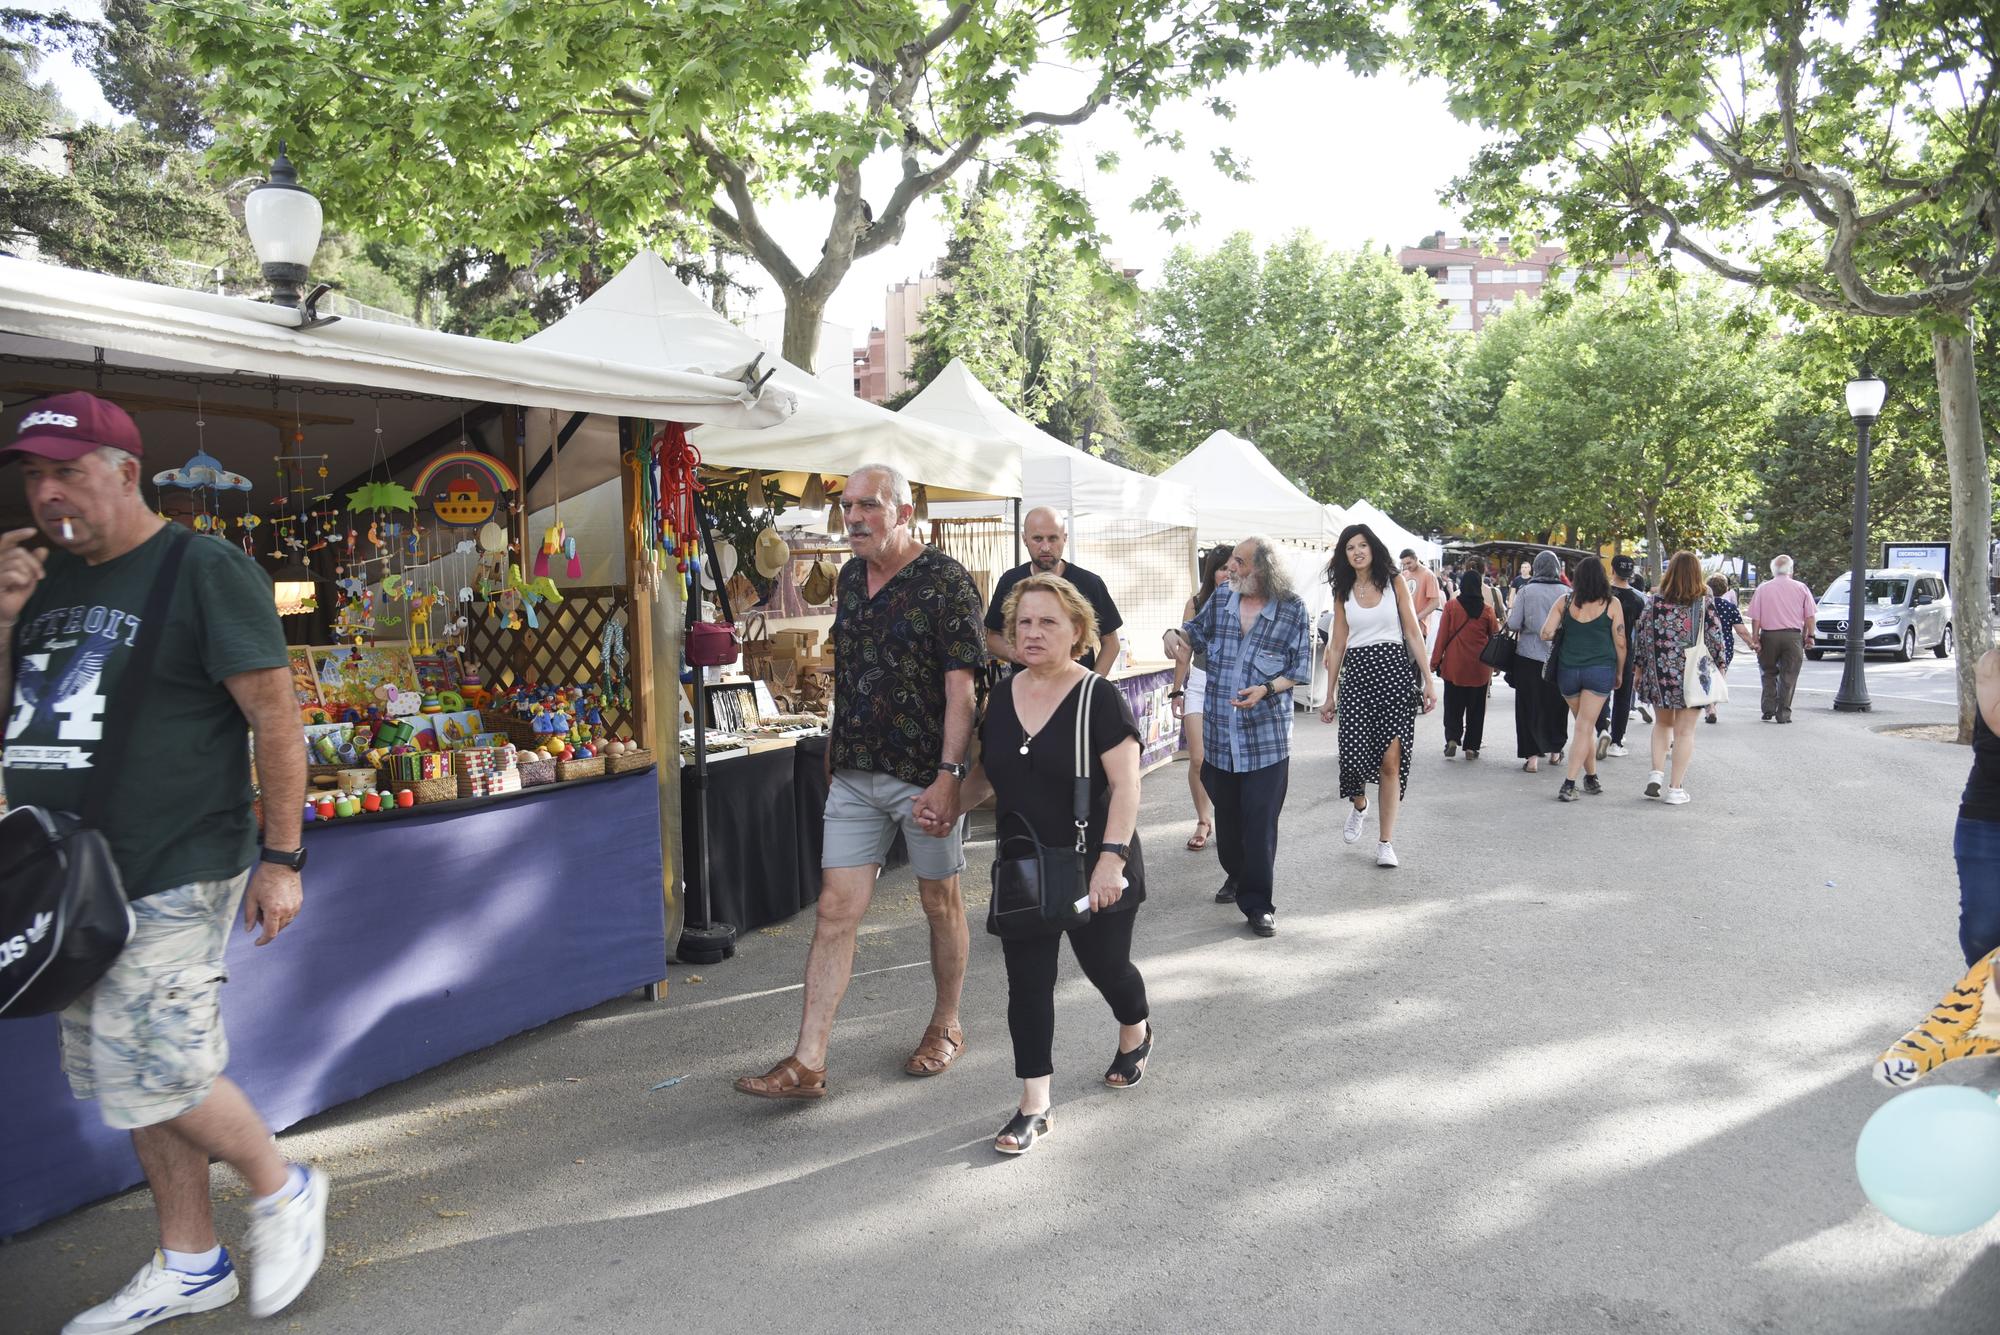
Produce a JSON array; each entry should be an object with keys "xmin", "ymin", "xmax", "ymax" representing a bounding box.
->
[{"xmin": 22, "ymin": 3, "xmax": 1498, "ymax": 343}]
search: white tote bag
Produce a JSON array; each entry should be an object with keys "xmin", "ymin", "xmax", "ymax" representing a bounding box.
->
[{"xmin": 1681, "ymin": 596, "xmax": 1729, "ymax": 707}]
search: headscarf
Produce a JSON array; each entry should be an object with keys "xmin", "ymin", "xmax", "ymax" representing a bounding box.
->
[
  {"xmin": 1530, "ymin": 550, "xmax": 1564, "ymax": 583},
  {"xmin": 1456, "ymin": 569, "xmax": 1484, "ymax": 617}
]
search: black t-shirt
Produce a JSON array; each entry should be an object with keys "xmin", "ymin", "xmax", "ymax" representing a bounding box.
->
[
  {"xmin": 1611, "ymin": 584, "xmax": 1646, "ymax": 681},
  {"xmin": 985, "ymin": 561, "xmax": 1124, "ymax": 671},
  {"xmin": 979, "ymin": 671, "xmax": 1145, "ymax": 922}
]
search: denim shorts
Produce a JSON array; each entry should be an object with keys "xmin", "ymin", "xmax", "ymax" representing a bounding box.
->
[
  {"xmin": 59, "ymin": 871, "xmax": 249, "ymax": 1130},
  {"xmin": 1557, "ymin": 663, "xmax": 1617, "ymax": 698},
  {"xmin": 823, "ymin": 768, "xmax": 967, "ymax": 880}
]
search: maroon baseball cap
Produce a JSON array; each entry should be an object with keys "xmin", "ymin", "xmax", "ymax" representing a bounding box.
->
[{"xmin": 3, "ymin": 391, "xmax": 144, "ymax": 462}]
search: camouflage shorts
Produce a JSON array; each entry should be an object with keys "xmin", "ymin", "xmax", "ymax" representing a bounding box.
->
[{"xmin": 59, "ymin": 871, "xmax": 249, "ymax": 1131}]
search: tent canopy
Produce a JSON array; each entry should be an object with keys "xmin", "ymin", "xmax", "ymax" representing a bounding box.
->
[
  {"xmin": 900, "ymin": 359, "xmax": 1192, "ymax": 526},
  {"xmin": 1345, "ymin": 499, "xmax": 1440, "ymax": 564},
  {"xmin": 1159, "ymin": 430, "xmax": 1342, "ymax": 545},
  {"xmin": 529, "ymin": 254, "xmax": 1019, "ymax": 502}
]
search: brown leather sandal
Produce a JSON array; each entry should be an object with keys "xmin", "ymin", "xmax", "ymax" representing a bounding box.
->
[
  {"xmin": 734, "ymin": 1056, "xmax": 827, "ymax": 1100},
  {"xmin": 903, "ymin": 1023, "xmax": 967, "ymax": 1076}
]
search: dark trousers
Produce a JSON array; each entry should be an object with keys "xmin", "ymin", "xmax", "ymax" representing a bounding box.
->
[
  {"xmin": 1595, "ymin": 671, "xmax": 1636, "ymax": 744},
  {"xmin": 1957, "ymin": 817, "xmax": 2000, "ymax": 967},
  {"xmin": 1000, "ymin": 908, "xmax": 1149, "ymax": 1079},
  {"xmin": 1512, "ymin": 666, "xmax": 1568, "ymax": 758},
  {"xmin": 1758, "ymin": 629, "xmax": 1806, "ymax": 720},
  {"xmin": 1202, "ymin": 758, "xmax": 1289, "ymax": 919},
  {"xmin": 1442, "ymin": 681, "xmax": 1487, "ymax": 751}
]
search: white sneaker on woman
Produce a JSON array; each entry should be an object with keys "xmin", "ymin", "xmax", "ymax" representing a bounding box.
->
[
  {"xmin": 1343, "ymin": 804, "xmax": 1367, "ymax": 844},
  {"xmin": 1645, "ymin": 770, "xmax": 1665, "ymax": 799},
  {"xmin": 1376, "ymin": 841, "xmax": 1399, "ymax": 868},
  {"xmin": 1663, "ymin": 787, "xmax": 1691, "ymax": 805}
]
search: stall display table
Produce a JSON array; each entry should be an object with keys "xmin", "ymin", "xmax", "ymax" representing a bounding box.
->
[{"xmin": 0, "ymin": 769, "xmax": 666, "ymax": 1239}]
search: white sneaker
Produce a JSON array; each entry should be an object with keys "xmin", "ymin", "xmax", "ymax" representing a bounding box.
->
[
  {"xmin": 1662, "ymin": 787, "xmax": 1691, "ymax": 805},
  {"xmin": 1645, "ymin": 770, "xmax": 1665, "ymax": 799},
  {"xmin": 1606, "ymin": 743, "xmax": 1629, "ymax": 757},
  {"xmin": 243, "ymin": 1166, "xmax": 329, "ymax": 1318},
  {"xmin": 1343, "ymin": 804, "xmax": 1367, "ymax": 844},
  {"xmin": 1595, "ymin": 733, "xmax": 1610, "ymax": 760},
  {"xmin": 1376, "ymin": 841, "xmax": 1399, "ymax": 868},
  {"xmin": 63, "ymin": 1250, "xmax": 239, "ymax": 1334}
]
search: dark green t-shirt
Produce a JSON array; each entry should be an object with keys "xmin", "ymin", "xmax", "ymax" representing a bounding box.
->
[{"xmin": 3, "ymin": 525, "xmax": 289, "ymax": 899}]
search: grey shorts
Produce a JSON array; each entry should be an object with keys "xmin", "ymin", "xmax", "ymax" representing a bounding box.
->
[
  {"xmin": 59, "ymin": 871, "xmax": 249, "ymax": 1130},
  {"xmin": 823, "ymin": 768, "xmax": 966, "ymax": 881}
]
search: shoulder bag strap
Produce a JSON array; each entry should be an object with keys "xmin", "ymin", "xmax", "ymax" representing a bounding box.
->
[
  {"xmin": 1072, "ymin": 673, "xmax": 1096, "ymax": 854},
  {"xmin": 80, "ymin": 526, "xmax": 192, "ymax": 829}
]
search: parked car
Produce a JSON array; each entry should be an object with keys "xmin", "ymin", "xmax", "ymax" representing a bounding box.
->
[{"xmin": 1808, "ymin": 567, "xmax": 1953, "ymax": 662}]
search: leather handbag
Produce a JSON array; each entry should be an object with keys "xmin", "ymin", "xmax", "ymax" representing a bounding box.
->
[
  {"xmin": 1479, "ymin": 624, "xmax": 1517, "ymax": 671},
  {"xmin": 1, "ymin": 525, "xmax": 190, "ymax": 1018},
  {"xmin": 988, "ymin": 676, "xmax": 1099, "ymax": 939},
  {"xmin": 1681, "ymin": 597, "xmax": 1729, "ymax": 707}
]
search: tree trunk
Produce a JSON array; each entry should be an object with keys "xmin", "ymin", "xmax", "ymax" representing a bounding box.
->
[
  {"xmin": 1936, "ymin": 325, "xmax": 1991, "ymax": 742},
  {"xmin": 1643, "ymin": 504, "xmax": 1663, "ymax": 587},
  {"xmin": 782, "ymin": 295, "xmax": 826, "ymax": 374}
]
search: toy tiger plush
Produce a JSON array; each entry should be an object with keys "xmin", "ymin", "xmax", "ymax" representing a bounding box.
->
[{"xmin": 1875, "ymin": 947, "xmax": 2000, "ymax": 1087}]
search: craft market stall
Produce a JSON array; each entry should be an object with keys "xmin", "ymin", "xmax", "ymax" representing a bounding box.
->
[
  {"xmin": 0, "ymin": 249, "xmax": 793, "ymax": 1237},
  {"xmin": 522, "ymin": 256, "xmax": 1023, "ymax": 942}
]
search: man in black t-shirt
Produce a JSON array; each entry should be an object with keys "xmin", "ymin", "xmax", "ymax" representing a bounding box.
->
[
  {"xmin": 985, "ymin": 506, "xmax": 1123, "ymax": 675},
  {"xmin": 1595, "ymin": 553, "xmax": 1650, "ymax": 755}
]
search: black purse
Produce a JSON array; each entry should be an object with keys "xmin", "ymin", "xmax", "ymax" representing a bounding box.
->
[
  {"xmin": 988, "ymin": 676, "xmax": 1099, "ymax": 939},
  {"xmin": 1479, "ymin": 624, "xmax": 1517, "ymax": 670},
  {"xmin": 1, "ymin": 525, "xmax": 190, "ymax": 1018},
  {"xmin": 1542, "ymin": 596, "xmax": 1569, "ymax": 683}
]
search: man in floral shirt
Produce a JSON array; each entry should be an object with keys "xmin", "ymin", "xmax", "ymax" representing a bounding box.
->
[{"xmin": 737, "ymin": 463, "xmax": 985, "ymax": 1100}]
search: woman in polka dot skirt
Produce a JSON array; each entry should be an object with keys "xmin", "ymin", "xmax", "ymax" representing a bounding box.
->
[{"xmin": 1318, "ymin": 524, "xmax": 1438, "ymax": 868}]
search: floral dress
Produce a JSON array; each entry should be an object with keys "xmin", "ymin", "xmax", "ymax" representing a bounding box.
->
[
  {"xmin": 1633, "ymin": 596, "xmax": 1729, "ymax": 710},
  {"xmin": 1711, "ymin": 597, "xmax": 1742, "ymax": 668}
]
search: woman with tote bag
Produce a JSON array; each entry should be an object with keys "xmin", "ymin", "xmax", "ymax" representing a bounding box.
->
[{"xmin": 1632, "ymin": 550, "xmax": 1730, "ymax": 805}]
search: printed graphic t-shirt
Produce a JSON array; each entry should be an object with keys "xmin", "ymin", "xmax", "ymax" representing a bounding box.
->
[{"xmin": 3, "ymin": 526, "xmax": 289, "ymax": 899}]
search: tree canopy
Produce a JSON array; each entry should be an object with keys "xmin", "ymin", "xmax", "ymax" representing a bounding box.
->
[
  {"xmin": 165, "ymin": 0, "xmax": 1388, "ymax": 368},
  {"xmin": 1114, "ymin": 231, "xmax": 1462, "ymax": 526}
]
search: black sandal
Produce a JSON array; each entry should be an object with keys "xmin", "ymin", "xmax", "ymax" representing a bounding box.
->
[
  {"xmin": 1104, "ymin": 1023, "xmax": 1156, "ymax": 1089},
  {"xmin": 994, "ymin": 1108, "xmax": 1052, "ymax": 1155}
]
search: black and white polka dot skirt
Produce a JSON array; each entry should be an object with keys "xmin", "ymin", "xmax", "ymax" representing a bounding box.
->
[{"xmin": 1338, "ymin": 641, "xmax": 1417, "ymax": 800}]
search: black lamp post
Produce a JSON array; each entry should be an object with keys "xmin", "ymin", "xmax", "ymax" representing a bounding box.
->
[
  {"xmin": 243, "ymin": 142, "xmax": 324, "ymax": 309},
  {"xmin": 1833, "ymin": 367, "xmax": 1888, "ymax": 712}
]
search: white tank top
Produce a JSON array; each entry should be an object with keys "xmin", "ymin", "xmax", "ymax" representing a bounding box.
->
[{"xmin": 1344, "ymin": 585, "xmax": 1404, "ymax": 649}]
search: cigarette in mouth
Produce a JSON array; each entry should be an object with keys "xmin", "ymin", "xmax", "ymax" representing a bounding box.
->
[{"xmin": 58, "ymin": 518, "xmax": 75, "ymax": 541}]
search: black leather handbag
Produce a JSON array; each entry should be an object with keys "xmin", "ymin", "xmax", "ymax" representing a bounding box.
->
[
  {"xmin": 1, "ymin": 525, "xmax": 190, "ymax": 1018},
  {"xmin": 988, "ymin": 676, "xmax": 1099, "ymax": 939}
]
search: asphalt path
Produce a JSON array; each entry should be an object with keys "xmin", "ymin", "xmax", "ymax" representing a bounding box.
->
[
  {"xmin": 1793, "ymin": 651, "xmax": 1962, "ymax": 709},
  {"xmin": 6, "ymin": 680, "xmax": 1999, "ymax": 1335}
]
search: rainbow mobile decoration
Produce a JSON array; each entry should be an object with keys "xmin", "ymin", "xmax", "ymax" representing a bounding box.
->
[{"xmin": 413, "ymin": 450, "xmax": 519, "ymax": 528}]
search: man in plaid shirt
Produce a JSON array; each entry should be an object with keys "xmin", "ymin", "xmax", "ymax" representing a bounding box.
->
[{"xmin": 1167, "ymin": 536, "xmax": 1313, "ymax": 938}]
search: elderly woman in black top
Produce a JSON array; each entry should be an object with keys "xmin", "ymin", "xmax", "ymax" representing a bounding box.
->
[{"xmin": 923, "ymin": 573, "xmax": 1151, "ymax": 1155}]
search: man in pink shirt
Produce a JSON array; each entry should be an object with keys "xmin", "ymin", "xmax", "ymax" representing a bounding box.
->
[{"xmin": 1744, "ymin": 554, "xmax": 1818, "ymax": 723}]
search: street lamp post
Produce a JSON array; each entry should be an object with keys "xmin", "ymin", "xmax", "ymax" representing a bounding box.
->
[
  {"xmin": 1833, "ymin": 367, "xmax": 1888, "ymax": 712},
  {"xmin": 243, "ymin": 142, "xmax": 324, "ymax": 309}
]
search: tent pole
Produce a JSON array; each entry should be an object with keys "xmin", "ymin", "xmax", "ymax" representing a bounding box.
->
[
  {"xmin": 1012, "ymin": 499, "xmax": 1023, "ymax": 566},
  {"xmin": 677, "ymin": 489, "xmax": 738, "ymax": 965}
]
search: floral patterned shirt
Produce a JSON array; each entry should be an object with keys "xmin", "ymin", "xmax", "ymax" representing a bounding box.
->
[
  {"xmin": 1633, "ymin": 595, "xmax": 1729, "ymax": 711},
  {"xmin": 829, "ymin": 545, "xmax": 986, "ymax": 788}
]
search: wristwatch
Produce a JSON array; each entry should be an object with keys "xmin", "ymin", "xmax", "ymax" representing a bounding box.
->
[
  {"xmin": 260, "ymin": 845, "xmax": 307, "ymax": 872},
  {"xmin": 937, "ymin": 761, "xmax": 969, "ymax": 780},
  {"xmin": 1099, "ymin": 842, "xmax": 1130, "ymax": 861},
  {"xmin": 1263, "ymin": 679, "xmax": 1285, "ymax": 695}
]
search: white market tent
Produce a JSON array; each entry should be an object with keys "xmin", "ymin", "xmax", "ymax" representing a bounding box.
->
[
  {"xmin": 904, "ymin": 359, "xmax": 1194, "ymax": 529},
  {"xmin": 1346, "ymin": 498, "xmax": 1441, "ymax": 565},
  {"xmin": 526, "ymin": 253, "xmax": 1017, "ymax": 504},
  {"xmin": 1158, "ymin": 430, "xmax": 1344, "ymax": 546},
  {"xmin": 0, "ymin": 255, "xmax": 794, "ymax": 519}
]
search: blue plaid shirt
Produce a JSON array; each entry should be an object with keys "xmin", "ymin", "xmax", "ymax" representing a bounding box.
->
[{"xmin": 1183, "ymin": 586, "xmax": 1314, "ymax": 773}]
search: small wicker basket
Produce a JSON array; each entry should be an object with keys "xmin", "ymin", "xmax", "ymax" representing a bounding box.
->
[
  {"xmin": 517, "ymin": 755, "xmax": 557, "ymax": 787},
  {"xmin": 605, "ymin": 748, "xmax": 654, "ymax": 775},
  {"xmin": 399, "ymin": 774, "xmax": 459, "ymax": 805},
  {"xmin": 556, "ymin": 756, "xmax": 605, "ymax": 782}
]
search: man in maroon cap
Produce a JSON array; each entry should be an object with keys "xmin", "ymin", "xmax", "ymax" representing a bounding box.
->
[{"xmin": 0, "ymin": 392, "xmax": 329, "ymax": 1331}]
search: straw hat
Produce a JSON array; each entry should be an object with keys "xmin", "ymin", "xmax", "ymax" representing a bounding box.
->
[{"xmin": 753, "ymin": 525, "xmax": 790, "ymax": 579}]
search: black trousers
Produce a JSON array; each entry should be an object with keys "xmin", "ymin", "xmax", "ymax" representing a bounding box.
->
[
  {"xmin": 1595, "ymin": 670, "xmax": 1636, "ymax": 744},
  {"xmin": 1442, "ymin": 681, "xmax": 1487, "ymax": 751},
  {"xmin": 1512, "ymin": 667, "xmax": 1568, "ymax": 758},
  {"xmin": 1000, "ymin": 907, "xmax": 1149, "ymax": 1079},
  {"xmin": 1202, "ymin": 758, "xmax": 1289, "ymax": 919}
]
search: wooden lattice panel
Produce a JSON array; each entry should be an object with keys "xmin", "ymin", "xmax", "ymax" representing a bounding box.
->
[{"xmin": 462, "ymin": 584, "xmax": 635, "ymax": 738}]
